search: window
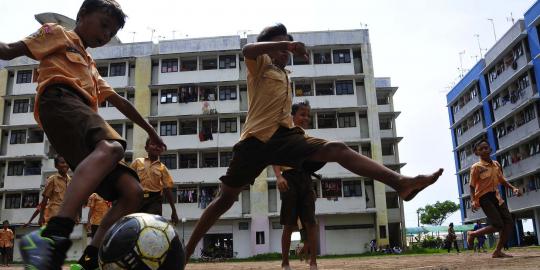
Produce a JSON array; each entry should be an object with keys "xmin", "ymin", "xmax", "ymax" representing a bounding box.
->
[
  {"xmin": 256, "ymin": 231, "xmax": 265, "ymax": 245},
  {"xmin": 200, "ymin": 119, "xmax": 218, "ymax": 134},
  {"xmin": 27, "ymin": 129, "xmax": 44, "ymax": 143},
  {"xmin": 293, "ymin": 54, "xmax": 309, "ymax": 65},
  {"xmin": 294, "ymin": 81, "xmax": 313, "ymax": 96},
  {"xmin": 219, "ymin": 118, "xmax": 237, "ymax": 133},
  {"xmin": 201, "ymin": 57, "xmax": 217, "ymax": 70},
  {"xmin": 178, "ymin": 86, "xmax": 198, "ymax": 102},
  {"xmin": 322, "ymin": 179, "xmax": 342, "ymax": 198},
  {"xmin": 109, "ymin": 62, "xmax": 126, "ymax": 77},
  {"xmin": 199, "ymin": 86, "xmax": 217, "ymax": 101},
  {"xmin": 338, "ymin": 112, "xmax": 356, "ymax": 128},
  {"xmin": 380, "ymin": 118, "xmax": 392, "ymax": 130},
  {"xmin": 13, "ymin": 99, "xmax": 30, "ymax": 113},
  {"xmin": 219, "ymin": 55, "xmax": 236, "ymax": 69},
  {"xmin": 7, "ymin": 161, "xmax": 24, "ymax": 176},
  {"xmin": 16, "ymin": 70, "xmax": 32, "ymax": 84},
  {"xmin": 179, "ymin": 120, "xmax": 197, "ymax": 135},
  {"xmin": 313, "ymin": 51, "xmax": 331, "ymax": 64},
  {"xmin": 219, "ymin": 86, "xmax": 237, "ymax": 100},
  {"xmin": 161, "ymin": 59, "xmax": 179, "ymax": 73},
  {"xmin": 335, "ymin": 80, "xmax": 354, "ymax": 95},
  {"xmin": 200, "ymin": 152, "xmax": 218, "ymax": 168},
  {"xmin": 25, "ymin": 161, "xmax": 41, "ymax": 175},
  {"xmin": 272, "ymin": 222, "xmax": 283, "ymax": 230},
  {"xmin": 97, "ymin": 66, "xmax": 109, "ymax": 77},
  {"xmin": 382, "ymin": 143, "xmax": 394, "ymax": 155},
  {"xmin": 160, "ymin": 89, "xmax": 178, "ymax": 104},
  {"xmin": 385, "ymin": 192, "xmax": 399, "ymax": 208},
  {"xmin": 160, "ymin": 154, "xmax": 177, "ymax": 169},
  {"xmin": 377, "ymin": 95, "xmax": 390, "ymax": 105},
  {"xmin": 179, "ymin": 153, "xmax": 197, "ymax": 168},
  {"xmin": 10, "ymin": 130, "xmax": 26, "ymax": 144},
  {"xmin": 5, "ymin": 194, "xmax": 21, "ymax": 209},
  {"xmin": 180, "ymin": 59, "xmax": 197, "ymax": 71},
  {"xmin": 22, "ymin": 192, "xmax": 39, "ymax": 208},
  {"xmin": 178, "ymin": 186, "xmax": 198, "ymax": 203},
  {"xmin": 110, "ymin": 124, "xmax": 123, "ymax": 137},
  {"xmin": 316, "ymin": 82, "xmax": 334, "ymax": 96},
  {"xmin": 333, "ymin": 49, "xmax": 351, "ymax": 63},
  {"xmin": 220, "ymin": 151, "xmax": 233, "ymax": 167},
  {"xmin": 160, "ymin": 121, "xmax": 177, "ymax": 136},
  {"xmin": 238, "ymin": 222, "xmax": 249, "ymax": 230},
  {"xmin": 361, "ymin": 145, "xmax": 372, "ymax": 158},
  {"xmin": 343, "ymin": 181, "xmax": 362, "ymax": 197},
  {"xmin": 317, "ymin": 112, "xmax": 337, "ymax": 129},
  {"xmin": 379, "ymin": 225, "xmax": 387, "ymax": 239}
]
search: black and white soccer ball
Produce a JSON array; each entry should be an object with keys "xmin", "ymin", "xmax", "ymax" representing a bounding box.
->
[{"xmin": 99, "ymin": 213, "xmax": 185, "ymax": 270}]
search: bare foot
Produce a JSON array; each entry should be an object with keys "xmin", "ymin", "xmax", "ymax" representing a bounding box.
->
[
  {"xmin": 399, "ymin": 168, "xmax": 444, "ymax": 201},
  {"xmin": 492, "ymin": 251, "xmax": 513, "ymax": 258}
]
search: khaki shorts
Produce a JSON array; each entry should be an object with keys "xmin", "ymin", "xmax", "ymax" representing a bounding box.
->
[
  {"xmin": 39, "ymin": 85, "xmax": 139, "ymax": 201},
  {"xmin": 479, "ymin": 192, "xmax": 513, "ymax": 229},
  {"xmin": 220, "ymin": 126, "xmax": 327, "ymax": 188},
  {"xmin": 280, "ymin": 169, "xmax": 316, "ymax": 225}
]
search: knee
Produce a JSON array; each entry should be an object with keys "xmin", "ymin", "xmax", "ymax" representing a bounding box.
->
[
  {"xmin": 323, "ymin": 142, "xmax": 349, "ymax": 156},
  {"xmin": 99, "ymin": 140, "xmax": 125, "ymax": 162}
]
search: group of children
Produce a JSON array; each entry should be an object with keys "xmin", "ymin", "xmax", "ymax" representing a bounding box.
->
[{"xmin": 0, "ymin": 0, "xmax": 448, "ymax": 269}]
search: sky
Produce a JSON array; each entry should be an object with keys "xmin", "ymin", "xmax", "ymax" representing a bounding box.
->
[{"xmin": 0, "ymin": 0, "xmax": 537, "ymax": 229}]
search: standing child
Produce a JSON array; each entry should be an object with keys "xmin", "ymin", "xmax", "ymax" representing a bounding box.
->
[
  {"xmin": 274, "ymin": 100, "xmax": 322, "ymax": 270},
  {"xmin": 130, "ymin": 138, "xmax": 179, "ymax": 224},
  {"xmin": 85, "ymin": 193, "xmax": 111, "ymax": 239},
  {"xmin": 0, "ymin": 221, "xmax": 14, "ymax": 266},
  {"xmin": 0, "ymin": 0, "xmax": 166, "ymax": 268},
  {"xmin": 24, "ymin": 156, "xmax": 71, "ymax": 227},
  {"xmin": 184, "ymin": 23, "xmax": 443, "ymax": 261},
  {"xmin": 467, "ymin": 139, "xmax": 521, "ymax": 258},
  {"xmin": 446, "ymin": 223, "xmax": 460, "ymax": 253}
]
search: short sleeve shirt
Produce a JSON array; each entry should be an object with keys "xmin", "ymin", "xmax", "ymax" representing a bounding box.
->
[
  {"xmin": 240, "ymin": 54, "xmax": 294, "ymax": 142},
  {"xmin": 87, "ymin": 193, "xmax": 110, "ymax": 225},
  {"xmin": 469, "ymin": 159, "xmax": 505, "ymax": 205},
  {"xmin": 0, "ymin": 228, "xmax": 14, "ymax": 248},
  {"xmin": 43, "ymin": 173, "xmax": 71, "ymax": 222},
  {"xmin": 22, "ymin": 23, "xmax": 116, "ymax": 125},
  {"xmin": 130, "ymin": 158, "xmax": 174, "ymax": 193}
]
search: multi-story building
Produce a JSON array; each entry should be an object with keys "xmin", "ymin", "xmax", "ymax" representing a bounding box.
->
[
  {"xmin": 0, "ymin": 14, "xmax": 405, "ymax": 260},
  {"xmin": 447, "ymin": 1, "xmax": 540, "ymax": 246}
]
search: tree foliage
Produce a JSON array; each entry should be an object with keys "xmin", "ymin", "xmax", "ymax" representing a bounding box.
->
[{"xmin": 417, "ymin": 200, "xmax": 459, "ymax": 226}]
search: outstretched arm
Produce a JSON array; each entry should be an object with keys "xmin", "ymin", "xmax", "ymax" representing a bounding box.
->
[
  {"xmin": 242, "ymin": 41, "xmax": 308, "ymax": 60},
  {"xmin": 106, "ymin": 93, "xmax": 166, "ymax": 150},
  {"xmin": 0, "ymin": 41, "xmax": 32, "ymax": 60}
]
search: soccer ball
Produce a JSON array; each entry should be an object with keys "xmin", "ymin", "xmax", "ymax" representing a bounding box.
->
[{"xmin": 99, "ymin": 213, "xmax": 185, "ymax": 270}]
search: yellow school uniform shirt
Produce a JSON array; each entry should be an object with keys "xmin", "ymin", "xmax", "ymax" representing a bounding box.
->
[
  {"xmin": 130, "ymin": 158, "xmax": 174, "ymax": 193},
  {"xmin": 469, "ymin": 159, "xmax": 505, "ymax": 206},
  {"xmin": 42, "ymin": 173, "xmax": 71, "ymax": 223},
  {"xmin": 22, "ymin": 23, "xmax": 116, "ymax": 125},
  {"xmin": 0, "ymin": 228, "xmax": 14, "ymax": 248},
  {"xmin": 240, "ymin": 54, "xmax": 294, "ymax": 142},
  {"xmin": 87, "ymin": 193, "xmax": 110, "ymax": 226}
]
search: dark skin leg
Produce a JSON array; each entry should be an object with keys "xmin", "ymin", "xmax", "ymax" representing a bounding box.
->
[
  {"xmin": 305, "ymin": 223, "xmax": 318, "ymax": 266},
  {"xmin": 281, "ymin": 225, "xmax": 295, "ymax": 267},
  {"xmin": 56, "ymin": 140, "xmax": 126, "ymax": 219},
  {"xmin": 89, "ymin": 173, "xmax": 143, "ymax": 249},
  {"xmin": 185, "ymin": 184, "xmax": 242, "ymax": 259},
  {"xmin": 308, "ymin": 142, "xmax": 443, "ymax": 201}
]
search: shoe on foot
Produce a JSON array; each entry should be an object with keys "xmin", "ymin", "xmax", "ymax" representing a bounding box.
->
[{"xmin": 20, "ymin": 228, "xmax": 72, "ymax": 270}]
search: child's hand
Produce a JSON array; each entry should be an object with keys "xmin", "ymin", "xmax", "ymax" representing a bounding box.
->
[
  {"xmin": 513, "ymin": 188, "xmax": 522, "ymax": 197},
  {"xmin": 276, "ymin": 175, "xmax": 289, "ymax": 192},
  {"xmin": 289, "ymin": 42, "xmax": 309, "ymax": 61},
  {"xmin": 471, "ymin": 200, "xmax": 480, "ymax": 212}
]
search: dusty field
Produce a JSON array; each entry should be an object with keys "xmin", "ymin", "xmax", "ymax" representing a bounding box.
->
[{"xmin": 2, "ymin": 247, "xmax": 540, "ymax": 269}]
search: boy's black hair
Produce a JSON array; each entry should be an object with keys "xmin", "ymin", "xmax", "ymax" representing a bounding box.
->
[
  {"xmin": 53, "ymin": 155, "xmax": 64, "ymax": 167},
  {"xmin": 77, "ymin": 0, "xmax": 127, "ymax": 29},
  {"xmin": 449, "ymin": 222, "xmax": 454, "ymax": 227},
  {"xmin": 291, "ymin": 100, "xmax": 311, "ymax": 116},
  {"xmin": 256, "ymin": 23, "xmax": 293, "ymax": 42},
  {"xmin": 473, "ymin": 138, "xmax": 490, "ymax": 151}
]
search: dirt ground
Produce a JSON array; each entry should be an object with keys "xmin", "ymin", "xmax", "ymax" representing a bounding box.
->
[{"xmin": 2, "ymin": 247, "xmax": 540, "ymax": 269}]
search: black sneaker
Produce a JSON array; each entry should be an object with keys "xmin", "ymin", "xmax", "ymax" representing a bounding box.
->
[
  {"xmin": 76, "ymin": 252, "xmax": 99, "ymax": 270},
  {"xmin": 20, "ymin": 228, "xmax": 72, "ymax": 270}
]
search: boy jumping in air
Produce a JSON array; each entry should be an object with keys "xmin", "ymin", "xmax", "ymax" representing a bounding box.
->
[{"xmin": 185, "ymin": 23, "xmax": 443, "ymax": 261}]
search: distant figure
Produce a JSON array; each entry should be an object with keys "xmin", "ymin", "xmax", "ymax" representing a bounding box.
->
[
  {"xmin": 446, "ymin": 223, "xmax": 460, "ymax": 253},
  {"xmin": 0, "ymin": 221, "xmax": 14, "ymax": 266},
  {"xmin": 370, "ymin": 239, "xmax": 377, "ymax": 253}
]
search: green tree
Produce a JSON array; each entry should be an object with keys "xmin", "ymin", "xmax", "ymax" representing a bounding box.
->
[{"xmin": 417, "ymin": 200, "xmax": 459, "ymax": 226}]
